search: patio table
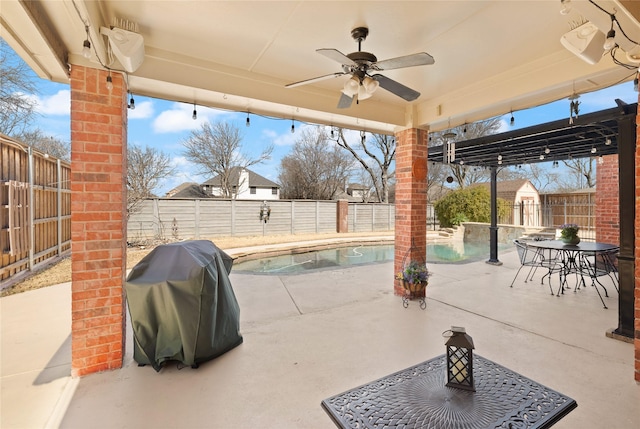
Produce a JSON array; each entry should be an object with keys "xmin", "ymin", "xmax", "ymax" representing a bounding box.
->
[
  {"xmin": 527, "ymin": 240, "xmax": 619, "ymax": 308},
  {"xmin": 321, "ymin": 354, "xmax": 577, "ymax": 429}
]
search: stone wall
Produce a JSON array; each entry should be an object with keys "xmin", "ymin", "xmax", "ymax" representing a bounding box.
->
[{"xmin": 462, "ymin": 222, "xmax": 526, "ymax": 243}]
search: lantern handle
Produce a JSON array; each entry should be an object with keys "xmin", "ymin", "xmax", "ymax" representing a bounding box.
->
[{"xmin": 442, "ymin": 329, "xmax": 453, "ymax": 338}]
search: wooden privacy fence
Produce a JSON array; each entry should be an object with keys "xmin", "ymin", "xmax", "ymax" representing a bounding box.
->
[
  {"xmin": 1, "ymin": 134, "xmax": 71, "ymax": 282},
  {"xmin": 127, "ymin": 199, "xmax": 396, "ymax": 242}
]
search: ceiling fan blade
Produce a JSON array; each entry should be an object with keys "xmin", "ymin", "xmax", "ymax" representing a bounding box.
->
[
  {"xmin": 337, "ymin": 92, "xmax": 354, "ymax": 109},
  {"xmin": 372, "ymin": 74, "xmax": 420, "ymax": 101},
  {"xmin": 285, "ymin": 72, "xmax": 347, "ymax": 88},
  {"xmin": 374, "ymin": 52, "xmax": 435, "ymax": 71},
  {"xmin": 317, "ymin": 48, "xmax": 357, "ymax": 66}
]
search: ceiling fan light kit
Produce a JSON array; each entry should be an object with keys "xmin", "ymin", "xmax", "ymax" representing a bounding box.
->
[{"xmin": 286, "ymin": 26, "xmax": 434, "ymax": 108}]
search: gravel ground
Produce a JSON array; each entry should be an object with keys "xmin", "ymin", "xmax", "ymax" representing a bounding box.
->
[{"xmin": 0, "ymin": 232, "xmax": 390, "ymax": 297}]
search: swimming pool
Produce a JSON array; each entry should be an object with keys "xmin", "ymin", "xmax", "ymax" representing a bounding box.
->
[{"xmin": 232, "ymin": 241, "xmax": 511, "ymax": 274}]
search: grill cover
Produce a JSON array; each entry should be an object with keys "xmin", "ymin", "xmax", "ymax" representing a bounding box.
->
[{"xmin": 125, "ymin": 240, "xmax": 242, "ymax": 371}]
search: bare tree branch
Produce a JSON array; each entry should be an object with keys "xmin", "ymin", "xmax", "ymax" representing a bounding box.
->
[
  {"xmin": 13, "ymin": 129, "xmax": 70, "ymax": 161},
  {"xmin": 127, "ymin": 144, "xmax": 176, "ymax": 216},
  {"xmin": 335, "ymin": 130, "xmax": 395, "ymax": 202},
  {"xmin": 182, "ymin": 121, "xmax": 273, "ymax": 198},
  {"xmin": 0, "ymin": 40, "xmax": 39, "ymax": 136},
  {"xmin": 278, "ymin": 128, "xmax": 352, "ymax": 199}
]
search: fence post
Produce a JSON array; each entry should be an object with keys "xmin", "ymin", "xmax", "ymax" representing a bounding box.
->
[
  {"xmin": 291, "ymin": 200, "xmax": 295, "ymax": 234},
  {"xmin": 194, "ymin": 199, "xmax": 200, "ymax": 238},
  {"xmin": 152, "ymin": 199, "xmax": 160, "ymax": 238},
  {"xmin": 27, "ymin": 147, "xmax": 34, "ymax": 270},
  {"xmin": 316, "ymin": 201, "xmax": 320, "ymax": 233},
  {"xmin": 231, "ymin": 199, "xmax": 236, "ymax": 236},
  {"xmin": 353, "ymin": 204, "xmax": 358, "ymax": 232},
  {"xmin": 371, "ymin": 205, "xmax": 375, "ymax": 231},
  {"xmin": 57, "ymin": 159, "xmax": 62, "ymax": 256}
]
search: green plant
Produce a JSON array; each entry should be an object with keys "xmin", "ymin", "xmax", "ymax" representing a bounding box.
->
[
  {"xmin": 450, "ymin": 213, "xmax": 468, "ymax": 226},
  {"xmin": 396, "ymin": 261, "xmax": 430, "ymax": 284},
  {"xmin": 560, "ymin": 223, "xmax": 579, "ymax": 239},
  {"xmin": 434, "ymin": 186, "xmax": 510, "ymax": 228}
]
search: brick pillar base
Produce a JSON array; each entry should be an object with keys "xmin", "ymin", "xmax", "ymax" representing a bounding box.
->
[
  {"xmin": 70, "ymin": 66, "xmax": 127, "ymax": 376},
  {"xmin": 394, "ymin": 128, "xmax": 428, "ymax": 296}
]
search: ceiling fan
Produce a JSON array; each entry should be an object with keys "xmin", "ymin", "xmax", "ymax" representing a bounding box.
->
[{"xmin": 285, "ymin": 27, "xmax": 434, "ymax": 108}]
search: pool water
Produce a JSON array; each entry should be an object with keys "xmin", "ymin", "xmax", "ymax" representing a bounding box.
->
[{"xmin": 232, "ymin": 242, "xmax": 511, "ymax": 274}]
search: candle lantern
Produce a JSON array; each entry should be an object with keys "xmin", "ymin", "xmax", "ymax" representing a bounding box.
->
[{"xmin": 444, "ymin": 326, "xmax": 475, "ymax": 391}]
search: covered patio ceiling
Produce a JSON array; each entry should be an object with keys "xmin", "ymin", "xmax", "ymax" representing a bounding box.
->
[
  {"xmin": 2, "ymin": 1, "xmax": 640, "ymax": 135},
  {"xmin": 427, "ymin": 101, "xmax": 638, "ymax": 167}
]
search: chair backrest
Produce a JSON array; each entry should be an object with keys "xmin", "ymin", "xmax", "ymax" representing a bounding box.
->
[
  {"xmin": 594, "ymin": 248, "xmax": 619, "ymax": 274},
  {"xmin": 514, "ymin": 240, "xmax": 538, "ymax": 265}
]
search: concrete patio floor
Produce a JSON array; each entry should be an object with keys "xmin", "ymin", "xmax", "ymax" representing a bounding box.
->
[{"xmin": 1, "ymin": 240, "xmax": 638, "ymax": 428}]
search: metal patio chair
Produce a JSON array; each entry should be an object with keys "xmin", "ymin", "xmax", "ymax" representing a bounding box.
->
[
  {"xmin": 510, "ymin": 239, "xmax": 561, "ymax": 294},
  {"xmin": 578, "ymin": 247, "xmax": 619, "ymax": 309}
]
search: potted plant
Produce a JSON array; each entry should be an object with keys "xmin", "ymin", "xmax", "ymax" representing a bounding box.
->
[
  {"xmin": 396, "ymin": 260, "xmax": 430, "ymax": 296},
  {"xmin": 559, "ymin": 223, "xmax": 580, "ymax": 245}
]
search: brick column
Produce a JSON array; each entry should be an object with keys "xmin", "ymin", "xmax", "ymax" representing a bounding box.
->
[
  {"xmin": 70, "ymin": 66, "xmax": 127, "ymax": 376},
  {"xmin": 635, "ymin": 94, "xmax": 640, "ymax": 382},
  {"xmin": 394, "ymin": 128, "xmax": 428, "ymax": 296},
  {"xmin": 336, "ymin": 199, "xmax": 348, "ymax": 233},
  {"xmin": 595, "ymin": 154, "xmax": 619, "ymax": 244}
]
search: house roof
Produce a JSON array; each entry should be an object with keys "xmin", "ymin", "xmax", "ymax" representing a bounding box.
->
[
  {"xmin": 202, "ymin": 167, "xmax": 280, "ymax": 188},
  {"xmin": 166, "ymin": 183, "xmax": 211, "ymax": 199}
]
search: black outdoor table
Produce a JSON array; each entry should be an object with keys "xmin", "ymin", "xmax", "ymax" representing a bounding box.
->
[
  {"xmin": 321, "ymin": 354, "xmax": 577, "ymax": 429},
  {"xmin": 527, "ymin": 240, "xmax": 619, "ymax": 308}
]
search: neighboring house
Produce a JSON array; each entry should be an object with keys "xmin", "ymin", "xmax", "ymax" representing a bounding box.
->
[
  {"xmin": 475, "ymin": 179, "xmax": 541, "ymax": 226},
  {"xmin": 346, "ymin": 183, "xmax": 371, "ymax": 202},
  {"xmin": 165, "ymin": 183, "xmax": 211, "ymax": 199},
  {"xmin": 201, "ymin": 167, "xmax": 280, "ymax": 200},
  {"xmin": 333, "ymin": 183, "xmax": 375, "ymax": 202}
]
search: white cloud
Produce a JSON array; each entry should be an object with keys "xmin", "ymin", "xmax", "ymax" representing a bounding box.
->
[
  {"xmin": 152, "ymin": 102, "xmax": 229, "ymax": 133},
  {"xmin": 128, "ymin": 100, "xmax": 154, "ymax": 119},
  {"xmin": 496, "ymin": 118, "xmax": 510, "ymax": 133},
  {"xmin": 32, "ymin": 90, "xmax": 70, "ymax": 115}
]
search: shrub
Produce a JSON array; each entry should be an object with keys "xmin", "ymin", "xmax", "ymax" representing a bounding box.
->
[{"xmin": 434, "ymin": 186, "xmax": 509, "ymax": 227}]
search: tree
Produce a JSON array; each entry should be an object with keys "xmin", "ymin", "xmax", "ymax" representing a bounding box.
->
[
  {"xmin": 13, "ymin": 129, "xmax": 70, "ymax": 161},
  {"xmin": 0, "ymin": 40, "xmax": 38, "ymax": 136},
  {"xmin": 182, "ymin": 121, "xmax": 273, "ymax": 198},
  {"xmin": 434, "ymin": 186, "xmax": 510, "ymax": 227},
  {"xmin": 335, "ymin": 130, "xmax": 395, "ymax": 202},
  {"xmin": 517, "ymin": 163, "xmax": 561, "ymax": 193},
  {"xmin": 561, "ymin": 157, "xmax": 595, "ymax": 190},
  {"xmin": 278, "ymin": 128, "xmax": 353, "ymax": 199},
  {"xmin": 127, "ymin": 144, "xmax": 176, "ymax": 215}
]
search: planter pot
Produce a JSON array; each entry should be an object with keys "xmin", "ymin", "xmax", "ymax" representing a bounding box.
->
[
  {"xmin": 402, "ymin": 280, "xmax": 427, "ymax": 298},
  {"xmin": 561, "ymin": 236, "xmax": 580, "ymax": 245}
]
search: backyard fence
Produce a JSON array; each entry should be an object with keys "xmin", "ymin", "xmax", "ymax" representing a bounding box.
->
[
  {"xmin": 126, "ymin": 198, "xmax": 396, "ymax": 242},
  {"xmin": 0, "ymin": 134, "xmax": 71, "ymax": 281},
  {"xmin": 0, "ymin": 134, "xmax": 602, "ymax": 283},
  {"xmin": 498, "ymin": 193, "xmax": 596, "ymax": 240}
]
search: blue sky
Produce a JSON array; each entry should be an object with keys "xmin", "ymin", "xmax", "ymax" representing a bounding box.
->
[{"xmin": 16, "ymin": 45, "xmax": 640, "ymax": 196}]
